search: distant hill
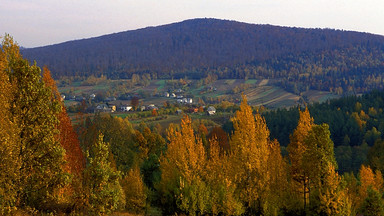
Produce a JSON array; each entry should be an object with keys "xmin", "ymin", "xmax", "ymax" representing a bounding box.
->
[{"xmin": 22, "ymin": 18, "xmax": 384, "ymax": 93}]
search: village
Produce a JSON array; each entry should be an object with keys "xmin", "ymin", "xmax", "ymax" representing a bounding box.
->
[{"xmin": 61, "ymin": 88, "xmax": 217, "ymax": 116}]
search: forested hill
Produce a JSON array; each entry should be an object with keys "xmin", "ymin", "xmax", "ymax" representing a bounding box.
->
[{"xmin": 23, "ymin": 18, "xmax": 384, "ymax": 93}]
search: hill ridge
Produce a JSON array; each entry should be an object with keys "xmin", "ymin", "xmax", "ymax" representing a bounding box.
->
[{"xmin": 22, "ymin": 18, "xmax": 384, "ymax": 93}]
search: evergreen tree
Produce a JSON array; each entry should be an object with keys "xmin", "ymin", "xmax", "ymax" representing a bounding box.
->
[{"xmin": 360, "ymin": 187, "xmax": 384, "ymax": 216}]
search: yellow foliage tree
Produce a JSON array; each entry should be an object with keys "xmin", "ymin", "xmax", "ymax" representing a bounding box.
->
[
  {"xmin": 0, "ymin": 36, "xmax": 20, "ymax": 213},
  {"xmin": 318, "ymin": 165, "xmax": 352, "ymax": 216},
  {"xmin": 358, "ymin": 165, "xmax": 384, "ymax": 207},
  {"xmin": 229, "ymin": 94, "xmax": 285, "ymax": 214},
  {"xmin": 158, "ymin": 115, "xmax": 209, "ymax": 215},
  {"xmin": 287, "ymin": 107, "xmax": 314, "ymax": 209},
  {"xmin": 206, "ymin": 137, "xmax": 244, "ymax": 215},
  {"xmin": 121, "ymin": 166, "xmax": 147, "ymax": 214}
]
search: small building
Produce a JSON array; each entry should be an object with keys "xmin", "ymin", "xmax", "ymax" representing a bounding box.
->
[
  {"xmin": 171, "ymin": 93, "xmax": 176, "ymax": 98},
  {"xmin": 164, "ymin": 92, "xmax": 170, "ymax": 97},
  {"xmin": 207, "ymin": 106, "xmax": 216, "ymax": 115},
  {"xmin": 121, "ymin": 105, "xmax": 132, "ymax": 112},
  {"xmin": 177, "ymin": 99, "xmax": 183, "ymax": 104},
  {"xmin": 109, "ymin": 105, "xmax": 116, "ymax": 112},
  {"xmin": 140, "ymin": 106, "xmax": 146, "ymax": 111},
  {"xmin": 90, "ymin": 93, "xmax": 96, "ymax": 100},
  {"xmin": 60, "ymin": 94, "xmax": 65, "ymax": 101},
  {"xmin": 147, "ymin": 104, "xmax": 158, "ymax": 110},
  {"xmin": 96, "ymin": 104, "xmax": 111, "ymax": 112}
]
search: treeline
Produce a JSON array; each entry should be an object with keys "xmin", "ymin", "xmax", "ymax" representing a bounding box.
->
[{"xmin": 22, "ymin": 18, "xmax": 384, "ymax": 93}]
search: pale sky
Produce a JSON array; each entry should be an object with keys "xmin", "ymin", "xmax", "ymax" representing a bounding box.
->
[{"xmin": 1, "ymin": 0, "xmax": 384, "ymax": 48}]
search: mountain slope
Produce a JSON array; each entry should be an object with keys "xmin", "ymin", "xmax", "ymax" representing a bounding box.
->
[{"xmin": 22, "ymin": 18, "xmax": 384, "ymax": 93}]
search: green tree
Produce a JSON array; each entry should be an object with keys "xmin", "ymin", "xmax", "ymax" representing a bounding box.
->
[
  {"xmin": 360, "ymin": 187, "xmax": 384, "ymax": 216},
  {"xmin": 368, "ymin": 140, "xmax": 384, "ymax": 174},
  {"xmin": 303, "ymin": 124, "xmax": 341, "ymax": 215},
  {"xmin": 83, "ymin": 133, "xmax": 124, "ymax": 215}
]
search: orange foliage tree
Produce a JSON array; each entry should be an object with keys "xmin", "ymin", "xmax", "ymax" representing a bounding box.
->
[{"xmin": 43, "ymin": 67, "xmax": 85, "ymax": 176}]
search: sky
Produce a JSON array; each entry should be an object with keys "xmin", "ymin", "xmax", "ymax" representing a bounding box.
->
[{"xmin": 1, "ymin": 0, "xmax": 384, "ymax": 48}]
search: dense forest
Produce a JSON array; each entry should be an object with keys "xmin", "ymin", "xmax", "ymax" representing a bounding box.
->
[
  {"xmin": 3, "ymin": 36, "xmax": 384, "ymax": 215},
  {"xmin": 22, "ymin": 18, "xmax": 384, "ymax": 94}
]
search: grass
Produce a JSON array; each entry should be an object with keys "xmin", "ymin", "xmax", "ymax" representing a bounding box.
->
[
  {"xmin": 155, "ymin": 80, "xmax": 166, "ymax": 90},
  {"xmin": 244, "ymin": 79, "xmax": 258, "ymax": 84}
]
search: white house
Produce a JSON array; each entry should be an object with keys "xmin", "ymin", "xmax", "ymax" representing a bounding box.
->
[
  {"xmin": 207, "ymin": 106, "xmax": 216, "ymax": 115},
  {"xmin": 121, "ymin": 105, "xmax": 132, "ymax": 112}
]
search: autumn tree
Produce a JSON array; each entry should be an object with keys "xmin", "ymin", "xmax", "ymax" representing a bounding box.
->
[
  {"xmin": 158, "ymin": 115, "xmax": 210, "ymax": 215},
  {"xmin": 205, "ymin": 137, "xmax": 244, "ymax": 215},
  {"xmin": 208, "ymin": 126, "xmax": 230, "ymax": 154},
  {"xmin": 42, "ymin": 67, "xmax": 85, "ymax": 208},
  {"xmin": 229, "ymin": 94, "xmax": 285, "ymax": 214},
  {"xmin": 121, "ymin": 166, "xmax": 147, "ymax": 214},
  {"xmin": 2, "ymin": 35, "xmax": 66, "ymax": 209},
  {"xmin": 131, "ymin": 96, "xmax": 139, "ymax": 110},
  {"xmin": 315, "ymin": 165, "xmax": 351, "ymax": 215},
  {"xmin": 0, "ymin": 36, "xmax": 20, "ymax": 213},
  {"xmin": 287, "ymin": 107, "xmax": 314, "ymax": 210},
  {"xmin": 358, "ymin": 165, "xmax": 384, "ymax": 207},
  {"xmin": 43, "ymin": 67, "xmax": 85, "ymax": 176}
]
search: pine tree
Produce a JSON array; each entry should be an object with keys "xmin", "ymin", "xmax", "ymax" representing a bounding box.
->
[{"xmin": 360, "ymin": 187, "xmax": 384, "ymax": 216}]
